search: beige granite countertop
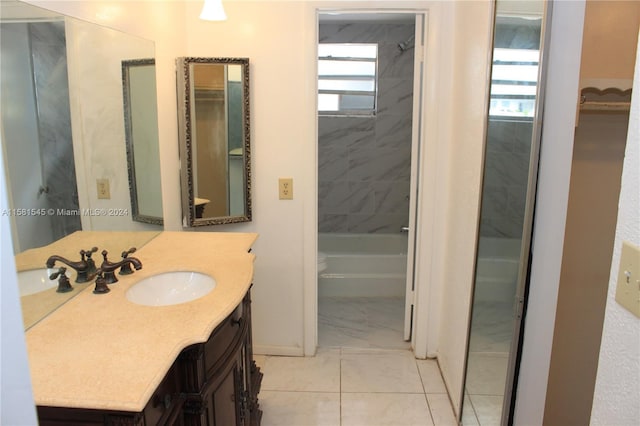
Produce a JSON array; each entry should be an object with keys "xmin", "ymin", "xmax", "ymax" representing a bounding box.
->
[
  {"xmin": 24, "ymin": 231, "xmax": 257, "ymax": 412},
  {"xmin": 17, "ymin": 231, "xmax": 161, "ymax": 329}
]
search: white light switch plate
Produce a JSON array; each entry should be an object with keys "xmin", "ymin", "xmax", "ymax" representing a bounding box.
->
[{"xmin": 615, "ymin": 241, "xmax": 640, "ymax": 318}]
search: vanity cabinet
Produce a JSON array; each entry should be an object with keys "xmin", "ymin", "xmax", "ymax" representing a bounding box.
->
[
  {"xmin": 36, "ymin": 290, "xmax": 262, "ymax": 426},
  {"xmin": 180, "ymin": 290, "xmax": 263, "ymax": 426}
]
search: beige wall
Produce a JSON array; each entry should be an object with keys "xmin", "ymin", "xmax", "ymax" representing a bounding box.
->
[
  {"xmin": 580, "ymin": 0, "xmax": 640, "ymax": 83},
  {"xmin": 543, "ymin": 2, "xmax": 638, "ymax": 423}
]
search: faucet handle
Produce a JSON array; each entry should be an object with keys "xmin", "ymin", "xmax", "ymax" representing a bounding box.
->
[
  {"xmin": 83, "ymin": 247, "xmax": 98, "ymax": 275},
  {"xmin": 81, "ymin": 246, "xmax": 98, "ymax": 256},
  {"xmin": 119, "ymin": 247, "xmax": 138, "ymax": 275},
  {"xmin": 121, "ymin": 247, "xmax": 136, "ymax": 258},
  {"xmin": 50, "ymin": 266, "xmax": 73, "ymax": 293}
]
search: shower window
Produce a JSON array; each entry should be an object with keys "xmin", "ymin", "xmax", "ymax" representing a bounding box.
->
[
  {"xmin": 318, "ymin": 43, "xmax": 378, "ymax": 115},
  {"xmin": 489, "ymin": 48, "xmax": 539, "ymax": 118}
]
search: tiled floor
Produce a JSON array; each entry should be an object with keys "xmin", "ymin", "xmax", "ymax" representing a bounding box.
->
[
  {"xmin": 318, "ymin": 296, "xmax": 409, "ymax": 350},
  {"xmin": 256, "ymin": 297, "xmax": 456, "ymax": 425},
  {"xmin": 256, "ymin": 348, "xmax": 457, "ymax": 426},
  {"xmin": 462, "ymin": 300, "xmax": 514, "ymax": 425},
  {"xmin": 257, "ymin": 296, "xmax": 510, "ymax": 425}
]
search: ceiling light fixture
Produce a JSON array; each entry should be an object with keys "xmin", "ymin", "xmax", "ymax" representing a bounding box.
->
[{"xmin": 200, "ymin": 0, "xmax": 227, "ymax": 21}]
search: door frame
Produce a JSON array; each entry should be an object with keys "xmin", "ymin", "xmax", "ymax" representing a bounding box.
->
[{"xmin": 304, "ymin": 5, "xmax": 439, "ymax": 358}]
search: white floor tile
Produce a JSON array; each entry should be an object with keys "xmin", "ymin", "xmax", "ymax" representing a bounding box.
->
[
  {"xmin": 319, "ymin": 297, "xmax": 410, "ymax": 350},
  {"xmin": 427, "ymin": 394, "xmax": 457, "ymax": 426},
  {"xmin": 417, "ymin": 359, "xmax": 448, "ymax": 394},
  {"xmin": 467, "ymin": 301, "xmax": 514, "ymax": 354},
  {"xmin": 260, "ymin": 391, "xmax": 340, "ymax": 426},
  {"xmin": 261, "ymin": 348, "xmax": 340, "ymax": 392},
  {"xmin": 341, "ymin": 392, "xmax": 433, "ymax": 426},
  {"xmin": 461, "ymin": 394, "xmax": 480, "ymax": 426},
  {"xmin": 468, "ymin": 394, "xmax": 503, "ymax": 426},
  {"xmin": 341, "ymin": 351, "xmax": 424, "ymax": 393},
  {"xmin": 465, "ymin": 352, "xmax": 508, "ymax": 396}
]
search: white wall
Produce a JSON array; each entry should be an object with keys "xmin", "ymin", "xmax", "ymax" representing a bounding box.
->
[
  {"xmin": 65, "ymin": 16, "xmax": 160, "ymax": 231},
  {"xmin": 432, "ymin": 0, "xmax": 493, "ymax": 415},
  {"xmin": 0, "ymin": 132, "xmax": 38, "ymax": 425},
  {"xmin": 590, "ymin": 29, "xmax": 640, "ymax": 425},
  {"xmin": 514, "ymin": 1, "xmax": 586, "ymax": 423}
]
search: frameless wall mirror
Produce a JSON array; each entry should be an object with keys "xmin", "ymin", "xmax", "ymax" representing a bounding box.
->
[
  {"xmin": 461, "ymin": 0, "xmax": 549, "ymax": 424},
  {"xmin": 122, "ymin": 59, "xmax": 163, "ymax": 225},
  {"xmin": 1, "ymin": 0, "xmax": 164, "ymax": 330},
  {"xmin": 176, "ymin": 57, "xmax": 251, "ymax": 227}
]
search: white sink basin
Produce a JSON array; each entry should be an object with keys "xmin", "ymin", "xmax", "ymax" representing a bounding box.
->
[
  {"xmin": 18, "ymin": 268, "xmax": 76, "ymax": 296},
  {"xmin": 125, "ymin": 271, "xmax": 216, "ymax": 306}
]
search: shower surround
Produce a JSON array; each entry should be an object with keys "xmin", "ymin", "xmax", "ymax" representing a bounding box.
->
[
  {"xmin": 318, "ymin": 21, "xmax": 415, "ymax": 234},
  {"xmin": 0, "ymin": 21, "xmax": 80, "ymax": 252}
]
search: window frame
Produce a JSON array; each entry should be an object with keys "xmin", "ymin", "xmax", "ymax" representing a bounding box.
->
[{"xmin": 318, "ymin": 43, "xmax": 379, "ymax": 117}]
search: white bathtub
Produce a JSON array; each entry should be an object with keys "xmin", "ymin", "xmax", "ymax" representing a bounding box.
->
[
  {"xmin": 318, "ymin": 233, "xmax": 407, "ymax": 298},
  {"xmin": 474, "ymin": 237, "xmax": 522, "ymax": 303}
]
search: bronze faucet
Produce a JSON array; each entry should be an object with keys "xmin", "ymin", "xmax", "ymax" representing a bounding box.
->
[
  {"xmin": 100, "ymin": 249, "xmax": 142, "ymax": 284},
  {"xmin": 46, "ymin": 247, "xmax": 98, "ymax": 283}
]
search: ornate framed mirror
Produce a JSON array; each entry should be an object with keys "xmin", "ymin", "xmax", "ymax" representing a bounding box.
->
[{"xmin": 176, "ymin": 57, "xmax": 251, "ymax": 227}]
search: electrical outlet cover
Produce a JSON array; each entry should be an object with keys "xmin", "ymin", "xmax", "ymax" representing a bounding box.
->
[
  {"xmin": 279, "ymin": 178, "xmax": 293, "ymax": 200},
  {"xmin": 615, "ymin": 241, "xmax": 640, "ymax": 318}
]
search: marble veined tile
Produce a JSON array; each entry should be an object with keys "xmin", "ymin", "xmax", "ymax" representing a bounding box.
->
[
  {"xmin": 318, "ymin": 181, "xmax": 350, "ymax": 214},
  {"xmin": 378, "ymin": 42, "xmax": 415, "ymax": 79},
  {"xmin": 341, "ymin": 393, "xmax": 433, "ymax": 426},
  {"xmin": 260, "ymin": 391, "xmax": 340, "ymax": 426},
  {"xmin": 319, "ymin": 22, "xmax": 387, "ymax": 44},
  {"xmin": 261, "ymin": 348, "xmax": 340, "ymax": 393},
  {"xmin": 341, "ymin": 350, "xmax": 424, "ymax": 393},
  {"xmin": 318, "ymin": 298, "xmax": 370, "ymax": 348},
  {"xmin": 417, "ymin": 359, "xmax": 448, "ymax": 394},
  {"xmin": 318, "ymin": 297, "xmax": 409, "ymax": 350},
  {"xmin": 348, "ymin": 181, "xmax": 375, "ymax": 214},
  {"xmin": 375, "ymin": 113, "xmax": 413, "ymax": 149},
  {"xmin": 374, "ymin": 181, "xmax": 411, "ymax": 214}
]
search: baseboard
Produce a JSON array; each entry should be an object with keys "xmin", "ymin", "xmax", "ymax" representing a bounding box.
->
[{"xmin": 253, "ymin": 344, "xmax": 305, "ymax": 357}]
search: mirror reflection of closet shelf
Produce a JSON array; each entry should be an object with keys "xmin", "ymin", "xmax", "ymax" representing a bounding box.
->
[{"xmin": 176, "ymin": 57, "xmax": 252, "ymax": 227}]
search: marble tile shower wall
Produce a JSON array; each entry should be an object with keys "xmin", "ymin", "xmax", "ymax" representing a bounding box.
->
[
  {"xmin": 30, "ymin": 22, "xmax": 81, "ymax": 240},
  {"xmin": 318, "ymin": 22, "xmax": 414, "ymax": 234},
  {"xmin": 480, "ymin": 119, "xmax": 533, "ymax": 238}
]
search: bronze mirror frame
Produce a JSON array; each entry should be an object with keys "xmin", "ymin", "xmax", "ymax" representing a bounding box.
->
[
  {"xmin": 176, "ymin": 57, "xmax": 252, "ymax": 227},
  {"xmin": 122, "ymin": 58, "xmax": 164, "ymax": 226}
]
